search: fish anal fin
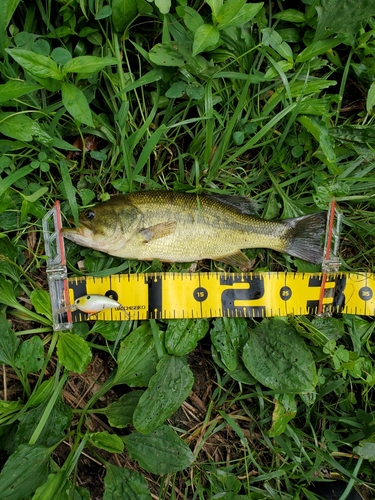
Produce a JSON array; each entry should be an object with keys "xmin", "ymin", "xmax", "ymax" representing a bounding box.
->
[
  {"xmin": 215, "ymin": 251, "xmax": 255, "ymax": 271},
  {"xmin": 139, "ymin": 221, "xmax": 177, "ymax": 242}
]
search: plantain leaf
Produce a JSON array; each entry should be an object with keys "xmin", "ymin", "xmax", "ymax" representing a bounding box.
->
[
  {"xmin": 210, "ymin": 317, "xmax": 248, "ymax": 372},
  {"xmin": 88, "ymin": 431, "xmax": 124, "ymax": 453},
  {"xmin": 243, "ymin": 319, "xmax": 318, "ymax": 393},
  {"xmin": 165, "ymin": 319, "xmax": 209, "ymax": 356},
  {"xmin": 57, "ymin": 332, "xmax": 92, "ymax": 374},
  {"xmin": 133, "ymin": 355, "xmax": 194, "ymax": 433},
  {"xmin": 14, "ymin": 336, "xmax": 44, "ymax": 373},
  {"xmin": 149, "ymin": 42, "xmax": 190, "ymax": 67},
  {"xmin": 113, "ymin": 323, "xmax": 163, "ymax": 387},
  {"xmin": 314, "ymin": 0, "xmax": 375, "ymax": 41},
  {"xmin": 124, "ymin": 425, "xmax": 194, "ymax": 474},
  {"xmin": 268, "ymin": 393, "xmax": 297, "ymax": 437},
  {"xmin": 354, "ymin": 434, "xmax": 375, "ymax": 461},
  {"xmin": 103, "ymin": 391, "xmax": 143, "ymax": 428},
  {"xmin": 0, "ymin": 316, "xmax": 19, "ymax": 366},
  {"xmin": 0, "ymin": 443, "xmax": 52, "ymax": 500},
  {"xmin": 104, "ymin": 463, "xmax": 151, "ymax": 500}
]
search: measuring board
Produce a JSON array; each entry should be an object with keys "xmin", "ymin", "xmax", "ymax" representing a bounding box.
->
[
  {"xmin": 43, "ymin": 199, "xmax": 373, "ymax": 330},
  {"xmin": 66, "ymin": 271, "xmax": 374, "ymax": 322}
]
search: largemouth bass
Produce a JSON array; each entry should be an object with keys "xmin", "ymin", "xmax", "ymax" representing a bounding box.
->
[{"xmin": 62, "ymin": 191, "xmax": 326, "ymax": 269}]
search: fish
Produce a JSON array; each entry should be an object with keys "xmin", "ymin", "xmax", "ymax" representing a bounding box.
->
[
  {"xmin": 56, "ymin": 294, "xmax": 125, "ymax": 315},
  {"xmin": 62, "ymin": 191, "xmax": 327, "ymax": 269}
]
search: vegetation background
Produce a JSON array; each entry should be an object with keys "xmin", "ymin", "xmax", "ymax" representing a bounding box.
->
[{"xmin": 0, "ymin": 0, "xmax": 375, "ymax": 498}]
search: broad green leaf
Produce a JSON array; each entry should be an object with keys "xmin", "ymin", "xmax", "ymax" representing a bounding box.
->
[
  {"xmin": 216, "ymin": 2, "xmax": 263, "ymax": 30},
  {"xmin": 15, "ymin": 399, "xmax": 72, "ymax": 448},
  {"xmin": 215, "ymin": 0, "xmax": 246, "ymax": 25},
  {"xmin": 210, "ymin": 317, "xmax": 248, "ymax": 371},
  {"xmin": 264, "ymin": 60, "xmax": 293, "ymax": 79},
  {"xmin": 295, "ymin": 37, "xmax": 344, "ymax": 63},
  {"xmin": 165, "ymin": 81, "xmax": 187, "ymax": 98},
  {"xmin": 0, "ymin": 316, "xmax": 19, "ymax": 366},
  {"xmin": 95, "ymin": 5, "xmax": 112, "ymax": 19},
  {"xmin": 165, "ymin": 319, "xmax": 209, "ymax": 356},
  {"xmin": 206, "ymin": 0, "xmax": 223, "ymax": 17},
  {"xmin": 57, "ymin": 332, "xmax": 92, "ymax": 373},
  {"xmin": 15, "ymin": 336, "xmax": 44, "ymax": 373},
  {"xmin": 211, "ymin": 345, "xmax": 256, "ymax": 385},
  {"xmin": 192, "ymin": 24, "xmax": 220, "ymax": 56},
  {"xmin": 289, "ymin": 79, "xmax": 337, "ymax": 97},
  {"xmin": 112, "ymin": 0, "xmax": 138, "ymax": 32},
  {"xmin": 155, "ymin": 0, "xmax": 171, "ymax": 14},
  {"xmin": 262, "ymin": 28, "xmax": 293, "ymax": 63},
  {"xmin": 315, "ymin": 0, "xmax": 375, "ymax": 41},
  {"xmin": 5, "ymin": 48, "xmax": 63, "ymax": 80},
  {"xmin": 61, "ymin": 82, "xmax": 94, "ymax": 126},
  {"xmin": 88, "ymin": 431, "xmax": 124, "ymax": 453},
  {"xmin": 0, "ymin": 81, "xmax": 41, "ymax": 103},
  {"xmin": 311, "ymin": 317, "xmax": 345, "ymax": 342},
  {"xmin": 104, "ymin": 464, "xmax": 151, "ymax": 500},
  {"xmin": 103, "ymin": 391, "xmax": 143, "ymax": 428},
  {"xmin": 149, "ymin": 43, "xmax": 190, "ymax": 67},
  {"xmin": 62, "ymin": 56, "xmax": 118, "ymax": 75},
  {"xmin": 0, "ymin": 113, "xmax": 48, "ymax": 142},
  {"xmin": 124, "ymin": 425, "xmax": 194, "ymax": 474},
  {"xmin": 180, "ymin": 6, "xmax": 204, "ymax": 32},
  {"xmin": 354, "ymin": 434, "xmax": 375, "ymax": 461},
  {"xmin": 0, "ymin": 443, "xmax": 52, "ymax": 500},
  {"xmin": 273, "ymin": 8, "xmax": 305, "ymax": 23},
  {"xmin": 113, "ymin": 323, "xmax": 163, "ymax": 387},
  {"xmin": 329, "ymin": 124, "xmax": 375, "ymax": 145},
  {"xmin": 243, "ymin": 319, "xmax": 318, "ymax": 393},
  {"xmin": 133, "ymin": 355, "xmax": 194, "ymax": 433},
  {"xmin": 298, "ymin": 115, "xmax": 339, "ymax": 174},
  {"xmin": 30, "ymin": 289, "xmax": 52, "ymax": 320},
  {"xmin": 367, "ymin": 82, "xmax": 375, "ymax": 113},
  {"xmin": 268, "ymin": 393, "xmax": 297, "ymax": 437}
]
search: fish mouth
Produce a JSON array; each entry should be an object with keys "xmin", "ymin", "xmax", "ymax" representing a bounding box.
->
[{"xmin": 61, "ymin": 225, "xmax": 92, "ymax": 244}]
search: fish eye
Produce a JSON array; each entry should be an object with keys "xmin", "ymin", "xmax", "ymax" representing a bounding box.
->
[{"xmin": 85, "ymin": 210, "xmax": 96, "ymax": 221}]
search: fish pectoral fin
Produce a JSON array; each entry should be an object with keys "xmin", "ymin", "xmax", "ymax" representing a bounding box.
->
[
  {"xmin": 215, "ymin": 251, "xmax": 255, "ymax": 271},
  {"xmin": 139, "ymin": 221, "xmax": 177, "ymax": 242}
]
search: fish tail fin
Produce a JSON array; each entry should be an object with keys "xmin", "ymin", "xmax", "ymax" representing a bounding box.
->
[{"xmin": 283, "ymin": 212, "xmax": 327, "ymax": 264}]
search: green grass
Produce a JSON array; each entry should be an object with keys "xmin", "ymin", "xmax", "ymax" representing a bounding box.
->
[{"xmin": 1, "ymin": 0, "xmax": 375, "ymax": 498}]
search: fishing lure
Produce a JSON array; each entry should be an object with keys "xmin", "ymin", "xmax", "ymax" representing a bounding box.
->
[{"xmin": 56, "ymin": 294, "xmax": 126, "ymax": 316}]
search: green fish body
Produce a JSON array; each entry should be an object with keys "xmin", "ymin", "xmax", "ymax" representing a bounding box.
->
[{"xmin": 62, "ymin": 191, "xmax": 326, "ymax": 269}]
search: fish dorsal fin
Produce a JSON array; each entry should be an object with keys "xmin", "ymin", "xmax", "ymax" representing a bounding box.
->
[
  {"xmin": 215, "ymin": 250, "xmax": 255, "ymax": 271},
  {"xmin": 139, "ymin": 221, "xmax": 177, "ymax": 242},
  {"xmin": 207, "ymin": 194, "xmax": 259, "ymax": 215}
]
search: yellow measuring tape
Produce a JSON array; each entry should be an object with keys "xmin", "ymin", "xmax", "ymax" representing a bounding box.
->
[{"xmin": 67, "ymin": 272, "xmax": 375, "ymax": 321}]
